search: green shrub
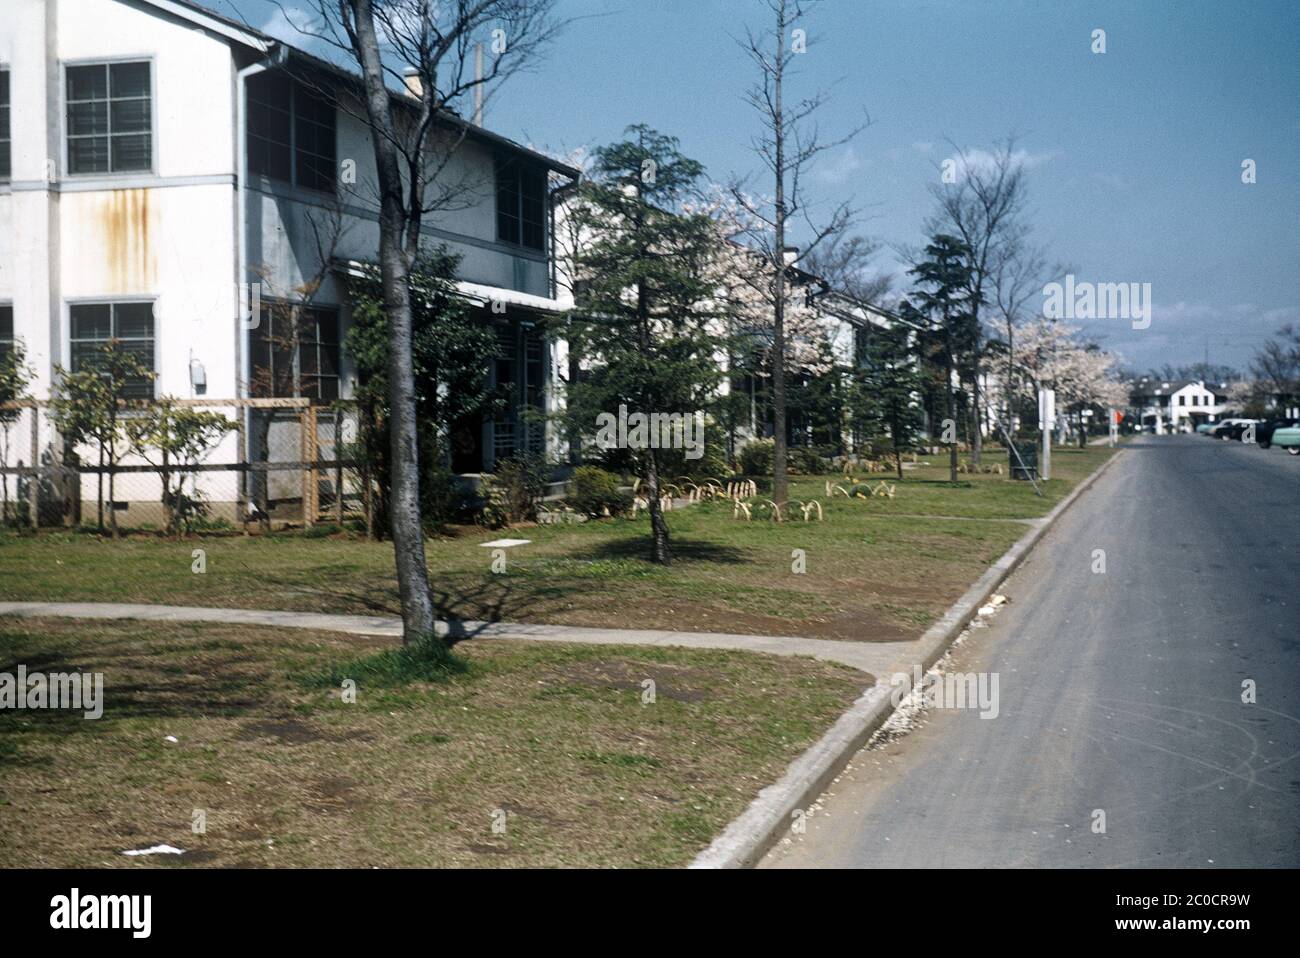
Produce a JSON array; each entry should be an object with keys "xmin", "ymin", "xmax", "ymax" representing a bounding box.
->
[
  {"xmin": 567, "ymin": 466, "xmax": 632, "ymax": 517},
  {"xmin": 738, "ymin": 438, "xmax": 832, "ymax": 476},
  {"xmin": 738, "ymin": 438, "xmax": 775, "ymax": 476},
  {"xmin": 650, "ymin": 419, "xmax": 732, "ymax": 481},
  {"xmin": 787, "ymin": 446, "xmax": 830, "ymax": 475},
  {"xmin": 420, "ymin": 448, "xmax": 462, "ymax": 532},
  {"xmin": 479, "ymin": 453, "xmax": 550, "ymax": 527}
]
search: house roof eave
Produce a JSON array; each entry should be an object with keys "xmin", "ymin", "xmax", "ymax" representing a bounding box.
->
[{"xmin": 139, "ymin": 0, "xmax": 580, "ymax": 180}]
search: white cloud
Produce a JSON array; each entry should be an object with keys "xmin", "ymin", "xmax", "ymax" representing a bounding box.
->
[
  {"xmin": 945, "ymin": 147, "xmax": 1059, "ymax": 179},
  {"xmin": 258, "ymin": 5, "xmax": 318, "ymax": 43},
  {"xmin": 813, "ymin": 146, "xmax": 864, "ymax": 185}
]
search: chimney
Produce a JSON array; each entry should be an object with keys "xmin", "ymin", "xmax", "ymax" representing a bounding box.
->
[
  {"xmin": 782, "ymin": 246, "xmax": 799, "ymax": 267},
  {"xmin": 403, "ymin": 67, "xmax": 423, "ymax": 99}
]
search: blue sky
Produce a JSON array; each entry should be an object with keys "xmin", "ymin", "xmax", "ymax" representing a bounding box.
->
[{"xmin": 219, "ymin": 0, "xmax": 1300, "ymax": 374}]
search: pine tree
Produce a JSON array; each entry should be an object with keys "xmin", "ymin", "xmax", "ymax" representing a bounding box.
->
[
  {"xmin": 858, "ymin": 324, "xmax": 925, "ymax": 479},
  {"xmin": 555, "ymin": 126, "xmax": 729, "ymax": 563}
]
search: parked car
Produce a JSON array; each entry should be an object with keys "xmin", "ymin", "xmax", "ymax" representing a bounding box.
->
[
  {"xmin": 1195, "ymin": 422, "xmax": 1216, "ymax": 435},
  {"xmin": 1270, "ymin": 425, "xmax": 1300, "ymax": 455},
  {"xmin": 1208, "ymin": 419, "xmax": 1243, "ymax": 439},
  {"xmin": 1256, "ymin": 417, "xmax": 1299, "ymax": 449},
  {"xmin": 1211, "ymin": 418, "xmax": 1257, "ymax": 440},
  {"xmin": 1228, "ymin": 420, "xmax": 1258, "ymax": 441}
]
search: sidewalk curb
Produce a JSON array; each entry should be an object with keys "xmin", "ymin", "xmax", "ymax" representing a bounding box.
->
[{"xmin": 688, "ymin": 449, "xmax": 1126, "ymax": 869}]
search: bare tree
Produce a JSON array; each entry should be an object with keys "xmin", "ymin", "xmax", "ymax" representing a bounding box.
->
[
  {"xmin": 801, "ymin": 232, "xmax": 893, "ymax": 304},
  {"xmin": 926, "ymin": 136, "xmax": 1030, "ymax": 463},
  {"xmin": 990, "ymin": 238, "xmax": 1054, "ymax": 431},
  {"xmin": 1251, "ymin": 324, "xmax": 1300, "ymax": 409},
  {"xmin": 731, "ymin": 0, "xmax": 867, "ymax": 506},
  {"xmin": 284, "ymin": 0, "xmax": 564, "ymax": 643}
]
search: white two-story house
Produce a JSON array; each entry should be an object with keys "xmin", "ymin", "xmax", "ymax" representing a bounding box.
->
[
  {"xmin": 1129, "ymin": 378, "xmax": 1229, "ymax": 433},
  {"xmin": 0, "ymin": 0, "xmax": 578, "ymax": 521}
]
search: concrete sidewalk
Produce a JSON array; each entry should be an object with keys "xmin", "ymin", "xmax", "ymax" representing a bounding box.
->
[{"xmin": 0, "ymin": 600, "xmax": 913, "ymax": 676}]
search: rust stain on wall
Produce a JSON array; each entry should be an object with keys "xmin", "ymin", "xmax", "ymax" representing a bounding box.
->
[{"xmin": 98, "ymin": 189, "xmax": 157, "ymax": 292}]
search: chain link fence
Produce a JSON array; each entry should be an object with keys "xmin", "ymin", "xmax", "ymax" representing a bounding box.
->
[{"xmin": 0, "ymin": 399, "xmax": 369, "ymax": 533}]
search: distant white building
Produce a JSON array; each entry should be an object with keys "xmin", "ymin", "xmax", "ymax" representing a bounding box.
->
[{"xmin": 1128, "ymin": 378, "xmax": 1229, "ymax": 433}]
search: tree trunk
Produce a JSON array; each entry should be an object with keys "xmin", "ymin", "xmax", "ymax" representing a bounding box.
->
[
  {"xmin": 96, "ymin": 443, "xmax": 104, "ymax": 532},
  {"xmin": 644, "ymin": 449, "xmax": 670, "ymax": 564},
  {"xmin": 378, "ymin": 194, "xmax": 436, "ymax": 642},
  {"xmin": 770, "ymin": 5, "xmax": 789, "ymax": 508},
  {"xmin": 971, "ymin": 359, "xmax": 983, "ymax": 464},
  {"xmin": 350, "ymin": 0, "xmax": 436, "ymax": 643},
  {"xmin": 161, "ymin": 445, "xmax": 173, "ymax": 536},
  {"xmin": 108, "ymin": 450, "xmax": 118, "ymax": 538},
  {"xmin": 945, "ymin": 329, "xmax": 958, "ymax": 483},
  {"xmin": 1005, "ymin": 323, "xmax": 1015, "ymax": 436}
]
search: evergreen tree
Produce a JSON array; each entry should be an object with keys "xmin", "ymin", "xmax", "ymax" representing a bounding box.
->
[
  {"xmin": 857, "ymin": 324, "xmax": 924, "ymax": 479},
  {"xmin": 555, "ymin": 126, "xmax": 729, "ymax": 563},
  {"xmin": 907, "ymin": 235, "xmax": 979, "ymax": 482}
]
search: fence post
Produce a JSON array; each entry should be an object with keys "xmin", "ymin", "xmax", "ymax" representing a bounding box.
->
[
  {"xmin": 28, "ymin": 405, "xmax": 39, "ymax": 531},
  {"xmin": 333, "ymin": 407, "xmax": 344, "ymax": 525},
  {"xmin": 236, "ymin": 410, "xmax": 249, "ymax": 536},
  {"xmin": 302, "ymin": 404, "xmax": 317, "ymax": 528}
]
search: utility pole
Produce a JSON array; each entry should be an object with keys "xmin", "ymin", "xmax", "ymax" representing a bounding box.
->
[{"xmin": 1038, "ymin": 386, "xmax": 1054, "ymax": 480}]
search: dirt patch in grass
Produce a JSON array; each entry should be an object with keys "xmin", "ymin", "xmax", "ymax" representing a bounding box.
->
[
  {"xmin": 0, "ymin": 617, "xmax": 863, "ymax": 868},
  {"xmin": 540, "ymin": 659, "xmax": 714, "ymax": 702}
]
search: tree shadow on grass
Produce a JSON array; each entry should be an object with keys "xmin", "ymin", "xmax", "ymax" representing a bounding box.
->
[
  {"xmin": 896, "ymin": 479, "xmax": 976, "ymax": 488},
  {"xmin": 435, "ymin": 578, "xmax": 529, "ymax": 645},
  {"xmin": 0, "ymin": 624, "xmax": 322, "ymax": 737},
  {"xmin": 583, "ymin": 536, "xmax": 751, "ymax": 565},
  {"xmin": 255, "ymin": 575, "xmax": 403, "ymax": 616}
]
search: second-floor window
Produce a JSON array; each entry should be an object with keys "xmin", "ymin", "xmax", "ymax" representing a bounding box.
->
[
  {"xmin": 247, "ymin": 72, "xmax": 336, "ymax": 193},
  {"xmin": 66, "ymin": 61, "xmax": 152, "ymax": 175},
  {"xmin": 496, "ymin": 156, "xmax": 546, "ymax": 251},
  {"xmin": 0, "ymin": 69, "xmax": 10, "ymax": 180},
  {"xmin": 0, "ymin": 305, "xmax": 13, "ymax": 365},
  {"xmin": 69, "ymin": 302, "xmax": 156, "ymax": 398},
  {"xmin": 249, "ymin": 304, "xmax": 340, "ymax": 400}
]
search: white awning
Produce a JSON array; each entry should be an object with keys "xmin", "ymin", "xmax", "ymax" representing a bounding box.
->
[
  {"xmin": 334, "ymin": 260, "xmax": 566, "ymax": 314},
  {"xmin": 454, "ymin": 281, "xmax": 567, "ymax": 314}
]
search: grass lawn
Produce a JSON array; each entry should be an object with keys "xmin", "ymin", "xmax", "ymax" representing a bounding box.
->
[
  {"xmin": 0, "ymin": 445, "xmax": 1116, "ymax": 641},
  {"xmin": 0, "ymin": 617, "xmax": 863, "ymax": 868}
]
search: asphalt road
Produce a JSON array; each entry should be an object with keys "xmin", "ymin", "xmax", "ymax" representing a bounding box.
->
[{"xmin": 763, "ymin": 436, "xmax": 1300, "ymax": 868}]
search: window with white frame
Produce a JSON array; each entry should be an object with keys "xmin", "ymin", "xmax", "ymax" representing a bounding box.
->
[
  {"xmin": 65, "ymin": 61, "xmax": 152, "ymax": 175},
  {"xmin": 0, "ymin": 69, "xmax": 10, "ymax": 181},
  {"xmin": 69, "ymin": 302, "xmax": 156, "ymax": 398}
]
